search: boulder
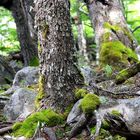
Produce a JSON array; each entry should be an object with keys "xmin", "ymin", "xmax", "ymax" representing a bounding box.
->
[
  {"xmin": 13, "ymin": 66, "xmax": 39, "ymax": 87},
  {"xmin": 4, "ymin": 88, "xmax": 37, "ymax": 121},
  {"xmin": 3, "ymin": 66, "xmax": 39, "ymax": 95}
]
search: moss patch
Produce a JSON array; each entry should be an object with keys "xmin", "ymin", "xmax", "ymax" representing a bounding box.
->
[
  {"xmin": 79, "ymin": 94, "xmax": 100, "ymax": 114},
  {"xmin": 35, "ymin": 75, "xmax": 45, "ymax": 107},
  {"xmin": 13, "ymin": 109, "xmax": 64, "ymax": 138},
  {"xmin": 99, "ymin": 41, "xmax": 138, "ymax": 70},
  {"xmin": 113, "ymin": 135, "xmax": 126, "ymax": 140},
  {"xmin": 111, "ymin": 110, "xmax": 121, "ymax": 117},
  {"xmin": 75, "ymin": 88, "xmax": 88, "ymax": 99},
  {"xmin": 103, "ymin": 22, "xmax": 134, "ymax": 42}
]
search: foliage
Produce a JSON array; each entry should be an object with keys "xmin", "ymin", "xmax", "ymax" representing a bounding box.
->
[
  {"xmin": 0, "ymin": 7, "xmax": 19, "ymax": 55},
  {"xmin": 12, "ymin": 109, "xmax": 64, "ymax": 138},
  {"xmin": 104, "ymin": 65, "xmax": 113, "ymax": 77},
  {"xmin": 79, "ymin": 93, "xmax": 100, "ymax": 114}
]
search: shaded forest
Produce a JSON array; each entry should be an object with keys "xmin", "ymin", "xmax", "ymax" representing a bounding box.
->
[{"xmin": 0, "ymin": 0, "xmax": 140, "ymax": 140}]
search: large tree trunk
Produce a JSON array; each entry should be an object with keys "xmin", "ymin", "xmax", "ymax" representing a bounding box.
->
[
  {"xmin": 0, "ymin": 0, "xmax": 38, "ymax": 66},
  {"xmin": 35, "ymin": 0, "xmax": 84, "ymax": 112},
  {"xmin": 85, "ymin": 0, "xmax": 138, "ymax": 69}
]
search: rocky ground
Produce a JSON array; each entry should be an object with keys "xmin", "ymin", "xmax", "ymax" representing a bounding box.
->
[{"xmin": 1, "ymin": 58, "xmax": 140, "ymax": 139}]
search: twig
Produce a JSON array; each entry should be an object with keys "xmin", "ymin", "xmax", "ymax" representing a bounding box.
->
[{"xmin": 132, "ymin": 26, "xmax": 140, "ymax": 33}]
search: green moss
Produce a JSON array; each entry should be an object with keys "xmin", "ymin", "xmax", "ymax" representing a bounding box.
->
[
  {"xmin": 111, "ymin": 110, "xmax": 121, "ymax": 117},
  {"xmin": 113, "ymin": 135, "xmax": 126, "ymax": 140},
  {"xmin": 29, "ymin": 56, "xmax": 39, "ymax": 66},
  {"xmin": 102, "ymin": 120, "xmax": 110, "ymax": 129},
  {"xmin": 100, "ymin": 41, "xmax": 138, "ymax": 70},
  {"xmin": 35, "ymin": 75, "xmax": 45, "ymax": 107},
  {"xmin": 75, "ymin": 88, "xmax": 88, "ymax": 99},
  {"xmin": 104, "ymin": 22, "xmax": 121, "ymax": 32},
  {"xmin": 116, "ymin": 69, "xmax": 129, "ymax": 84},
  {"xmin": 13, "ymin": 109, "xmax": 64, "ymax": 138},
  {"xmin": 79, "ymin": 94, "xmax": 100, "ymax": 114},
  {"xmin": 104, "ymin": 22, "xmax": 133, "ymax": 41},
  {"xmin": 102, "ymin": 32, "xmax": 111, "ymax": 42}
]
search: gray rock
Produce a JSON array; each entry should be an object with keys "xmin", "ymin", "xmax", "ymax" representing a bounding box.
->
[
  {"xmin": 4, "ymin": 88, "xmax": 37, "ymax": 121},
  {"xmin": 67, "ymin": 100, "xmax": 82, "ymax": 125},
  {"xmin": 2, "ymin": 66, "xmax": 39, "ymax": 95},
  {"xmin": 43, "ymin": 127, "xmax": 57, "ymax": 140},
  {"xmin": 13, "ymin": 66, "xmax": 39, "ymax": 87},
  {"xmin": 98, "ymin": 97, "xmax": 140, "ymax": 135}
]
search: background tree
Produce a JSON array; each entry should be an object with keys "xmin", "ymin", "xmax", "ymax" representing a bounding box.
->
[
  {"xmin": 84, "ymin": 0, "xmax": 138, "ymax": 69},
  {"xmin": 35, "ymin": 0, "xmax": 84, "ymax": 111},
  {"xmin": 0, "ymin": 0, "xmax": 38, "ymax": 66}
]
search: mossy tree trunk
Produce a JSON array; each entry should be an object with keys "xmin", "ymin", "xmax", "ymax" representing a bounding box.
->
[
  {"xmin": 0, "ymin": 0, "xmax": 38, "ymax": 66},
  {"xmin": 85, "ymin": 0, "xmax": 138, "ymax": 69},
  {"xmin": 35, "ymin": 0, "xmax": 84, "ymax": 112}
]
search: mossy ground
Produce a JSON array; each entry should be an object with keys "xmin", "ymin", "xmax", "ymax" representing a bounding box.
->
[
  {"xmin": 79, "ymin": 93, "xmax": 101, "ymax": 114},
  {"xmin": 12, "ymin": 109, "xmax": 64, "ymax": 138}
]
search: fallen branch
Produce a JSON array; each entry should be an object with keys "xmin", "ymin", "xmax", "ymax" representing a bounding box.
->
[
  {"xmin": 115, "ymin": 62, "xmax": 140, "ymax": 84},
  {"xmin": 0, "ymin": 126, "xmax": 12, "ymax": 135}
]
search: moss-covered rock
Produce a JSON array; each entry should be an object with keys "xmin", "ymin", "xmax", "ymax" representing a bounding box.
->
[
  {"xmin": 75, "ymin": 88, "xmax": 88, "ymax": 99},
  {"xmin": 12, "ymin": 109, "xmax": 64, "ymax": 138},
  {"xmin": 99, "ymin": 41, "xmax": 138, "ymax": 70},
  {"xmin": 79, "ymin": 94, "xmax": 100, "ymax": 114}
]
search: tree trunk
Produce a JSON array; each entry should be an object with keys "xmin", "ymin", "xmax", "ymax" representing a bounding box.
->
[
  {"xmin": 10, "ymin": 0, "xmax": 38, "ymax": 66},
  {"xmin": 0, "ymin": 0, "xmax": 38, "ymax": 66},
  {"xmin": 85, "ymin": 0, "xmax": 138, "ymax": 69},
  {"xmin": 35, "ymin": 0, "xmax": 84, "ymax": 112}
]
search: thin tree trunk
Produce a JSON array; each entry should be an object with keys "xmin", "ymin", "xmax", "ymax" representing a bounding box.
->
[
  {"xmin": 35, "ymin": 0, "xmax": 84, "ymax": 112},
  {"xmin": 75, "ymin": 0, "xmax": 89, "ymax": 66}
]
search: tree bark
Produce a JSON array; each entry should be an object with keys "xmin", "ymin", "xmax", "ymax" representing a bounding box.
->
[
  {"xmin": 85, "ymin": 0, "xmax": 138, "ymax": 68},
  {"xmin": 11, "ymin": 0, "xmax": 38, "ymax": 66},
  {"xmin": 35, "ymin": 0, "xmax": 84, "ymax": 112}
]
